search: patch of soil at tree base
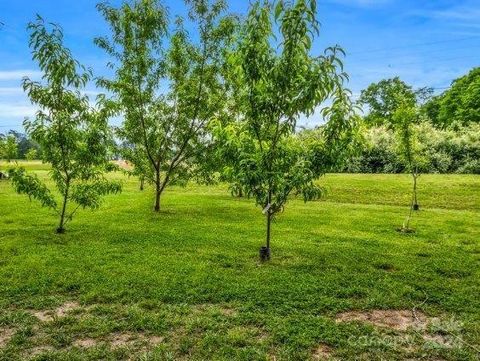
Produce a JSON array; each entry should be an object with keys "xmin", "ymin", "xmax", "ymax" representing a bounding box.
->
[
  {"xmin": 335, "ymin": 310, "xmax": 428, "ymax": 331},
  {"xmin": 312, "ymin": 344, "xmax": 334, "ymax": 360},
  {"xmin": 374, "ymin": 263, "xmax": 396, "ymax": 272},
  {"xmin": 0, "ymin": 327, "xmax": 15, "ymax": 348},
  {"xmin": 396, "ymin": 227, "xmax": 416, "ymax": 234}
]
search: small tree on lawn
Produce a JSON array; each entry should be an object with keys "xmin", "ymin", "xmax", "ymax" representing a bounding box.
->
[
  {"xmin": 213, "ymin": 0, "xmax": 359, "ymax": 260},
  {"xmin": 96, "ymin": 0, "xmax": 236, "ymax": 212},
  {"xmin": 9, "ymin": 17, "xmax": 121, "ymax": 233},
  {"xmin": 392, "ymin": 103, "xmax": 426, "ymax": 232},
  {"xmin": 0, "ymin": 135, "xmax": 18, "ymax": 162}
]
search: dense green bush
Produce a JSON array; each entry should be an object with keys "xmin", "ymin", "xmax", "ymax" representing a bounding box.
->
[{"xmin": 339, "ymin": 123, "xmax": 480, "ymax": 174}]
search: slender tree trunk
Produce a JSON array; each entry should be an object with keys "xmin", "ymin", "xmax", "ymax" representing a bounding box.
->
[
  {"xmin": 404, "ymin": 194, "xmax": 414, "ymax": 231},
  {"xmin": 139, "ymin": 176, "xmax": 144, "ymax": 191},
  {"xmin": 57, "ymin": 182, "xmax": 69, "ymax": 234},
  {"xmin": 266, "ymin": 211, "xmax": 271, "ymax": 250},
  {"xmin": 402, "ymin": 183, "xmax": 416, "ymax": 231},
  {"xmin": 154, "ymin": 169, "xmax": 161, "ymax": 212},
  {"xmin": 263, "ymin": 189, "xmax": 272, "ymax": 260},
  {"xmin": 412, "ymin": 173, "xmax": 419, "ymax": 210}
]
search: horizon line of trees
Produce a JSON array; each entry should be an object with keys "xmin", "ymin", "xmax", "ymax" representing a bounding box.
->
[{"xmin": 3, "ymin": 67, "xmax": 478, "ymax": 174}]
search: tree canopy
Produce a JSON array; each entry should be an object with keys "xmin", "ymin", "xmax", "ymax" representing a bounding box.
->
[
  {"xmin": 9, "ymin": 17, "xmax": 121, "ymax": 233},
  {"xmin": 0, "ymin": 134, "xmax": 18, "ymax": 162},
  {"xmin": 96, "ymin": 0, "xmax": 236, "ymax": 211},
  {"xmin": 424, "ymin": 67, "xmax": 480, "ymax": 129},
  {"xmin": 359, "ymin": 77, "xmax": 432, "ymax": 126},
  {"xmin": 212, "ymin": 0, "xmax": 359, "ymax": 258}
]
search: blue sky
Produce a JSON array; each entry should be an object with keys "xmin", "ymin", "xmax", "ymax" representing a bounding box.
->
[{"xmin": 0, "ymin": 0, "xmax": 479, "ymax": 131}]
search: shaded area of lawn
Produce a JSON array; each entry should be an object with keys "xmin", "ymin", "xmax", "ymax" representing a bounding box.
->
[{"xmin": 0, "ymin": 169, "xmax": 479, "ymax": 360}]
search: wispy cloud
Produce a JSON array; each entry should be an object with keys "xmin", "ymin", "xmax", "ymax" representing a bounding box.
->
[
  {"xmin": 432, "ymin": 8, "xmax": 480, "ymax": 21},
  {"xmin": 412, "ymin": 3, "xmax": 480, "ymax": 26},
  {"xmin": 0, "ymin": 103, "xmax": 37, "ymax": 118},
  {"xmin": 0, "ymin": 87, "xmax": 24, "ymax": 95},
  {"xmin": 0, "ymin": 70, "xmax": 41, "ymax": 81}
]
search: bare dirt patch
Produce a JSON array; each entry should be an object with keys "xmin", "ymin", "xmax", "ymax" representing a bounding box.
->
[
  {"xmin": 30, "ymin": 301, "xmax": 82, "ymax": 322},
  {"xmin": 55, "ymin": 301, "xmax": 81, "ymax": 317},
  {"xmin": 312, "ymin": 343, "xmax": 334, "ymax": 360},
  {"xmin": 335, "ymin": 309, "xmax": 464, "ymax": 356},
  {"xmin": 335, "ymin": 309, "xmax": 428, "ymax": 331},
  {"xmin": 31, "ymin": 310, "xmax": 53, "ymax": 322},
  {"xmin": 111, "ymin": 332, "xmax": 137, "ymax": 348},
  {"xmin": 73, "ymin": 338, "xmax": 98, "ymax": 348},
  {"xmin": 220, "ymin": 306, "xmax": 237, "ymax": 316},
  {"xmin": 148, "ymin": 335, "xmax": 164, "ymax": 345},
  {"xmin": 30, "ymin": 345, "xmax": 55, "ymax": 356},
  {"xmin": 422, "ymin": 334, "xmax": 454, "ymax": 349},
  {"xmin": 191, "ymin": 303, "xmax": 237, "ymax": 317},
  {"xmin": 0, "ymin": 327, "xmax": 15, "ymax": 348},
  {"xmin": 110, "ymin": 332, "xmax": 164, "ymax": 348}
]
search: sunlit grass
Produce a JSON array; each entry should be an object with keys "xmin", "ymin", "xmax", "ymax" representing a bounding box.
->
[{"xmin": 0, "ymin": 163, "xmax": 479, "ymax": 360}]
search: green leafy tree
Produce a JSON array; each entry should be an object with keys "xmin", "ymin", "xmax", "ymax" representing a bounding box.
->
[
  {"xmin": 4, "ymin": 130, "xmax": 40, "ymax": 159},
  {"xmin": 392, "ymin": 103, "xmax": 427, "ymax": 231},
  {"xmin": 96, "ymin": 0, "xmax": 235, "ymax": 211},
  {"xmin": 359, "ymin": 77, "xmax": 432, "ymax": 126},
  {"xmin": 213, "ymin": 0, "xmax": 359, "ymax": 260},
  {"xmin": 0, "ymin": 134, "xmax": 18, "ymax": 162},
  {"xmin": 9, "ymin": 17, "xmax": 121, "ymax": 233},
  {"xmin": 425, "ymin": 67, "xmax": 480, "ymax": 128},
  {"xmin": 25, "ymin": 148, "xmax": 38, "ymax": 161}
]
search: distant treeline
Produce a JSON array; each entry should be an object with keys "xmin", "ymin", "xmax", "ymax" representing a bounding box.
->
[
  {"xmin": 3, "ymin": 66, "xmax": 479, "ymax": 174},
  {"xmin": 0, "ymin": 131, "xmax": 40, "ymax": 160},
  {"xmin": 337, "ymin": 123, "xmax": 480, "ymax": 174},
  {"xmin": 332, "ymin": 66, "xmax": 480, "ymax": 174}
]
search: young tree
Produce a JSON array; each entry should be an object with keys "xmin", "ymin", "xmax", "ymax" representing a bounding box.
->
[
  {"xmin": 213, "ymin": 0, "xmax": 358, "ymax": 260},
  {"xmin": 0, "ymin": 135, "xmax": 18, "ymax": 162},
  {"xmin": 9, "ymin": 17, "xmax": 121, "ymax": 233},
  {"xmin": 392, "ymin": 103, "xmax": 426, "ymax": 231},
  {"xmin": 96, "ymin": 0, "xmax": 235, "ymax": 211}
]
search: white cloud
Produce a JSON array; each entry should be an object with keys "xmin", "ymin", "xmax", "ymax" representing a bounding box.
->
[
  {"xmin": 0, "ymin": 87, "xmax": 23, "ymax": 95},
  {"xmin": 0, "ymin": 103, "xmax": 37, "ymax": 118},
  {"xmin": 0, "ymin": 70, "xmax": 42, "ymax": 81}
]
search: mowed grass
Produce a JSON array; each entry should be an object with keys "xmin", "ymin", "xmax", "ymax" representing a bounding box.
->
[{"xmin": 0, "ymin": 161, "xmax": 479, "ymax": 360}]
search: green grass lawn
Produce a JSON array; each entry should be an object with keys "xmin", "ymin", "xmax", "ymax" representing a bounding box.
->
[{"xmin": 0, "ymin": 162, "xmax": 479, "ymax": 360}]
